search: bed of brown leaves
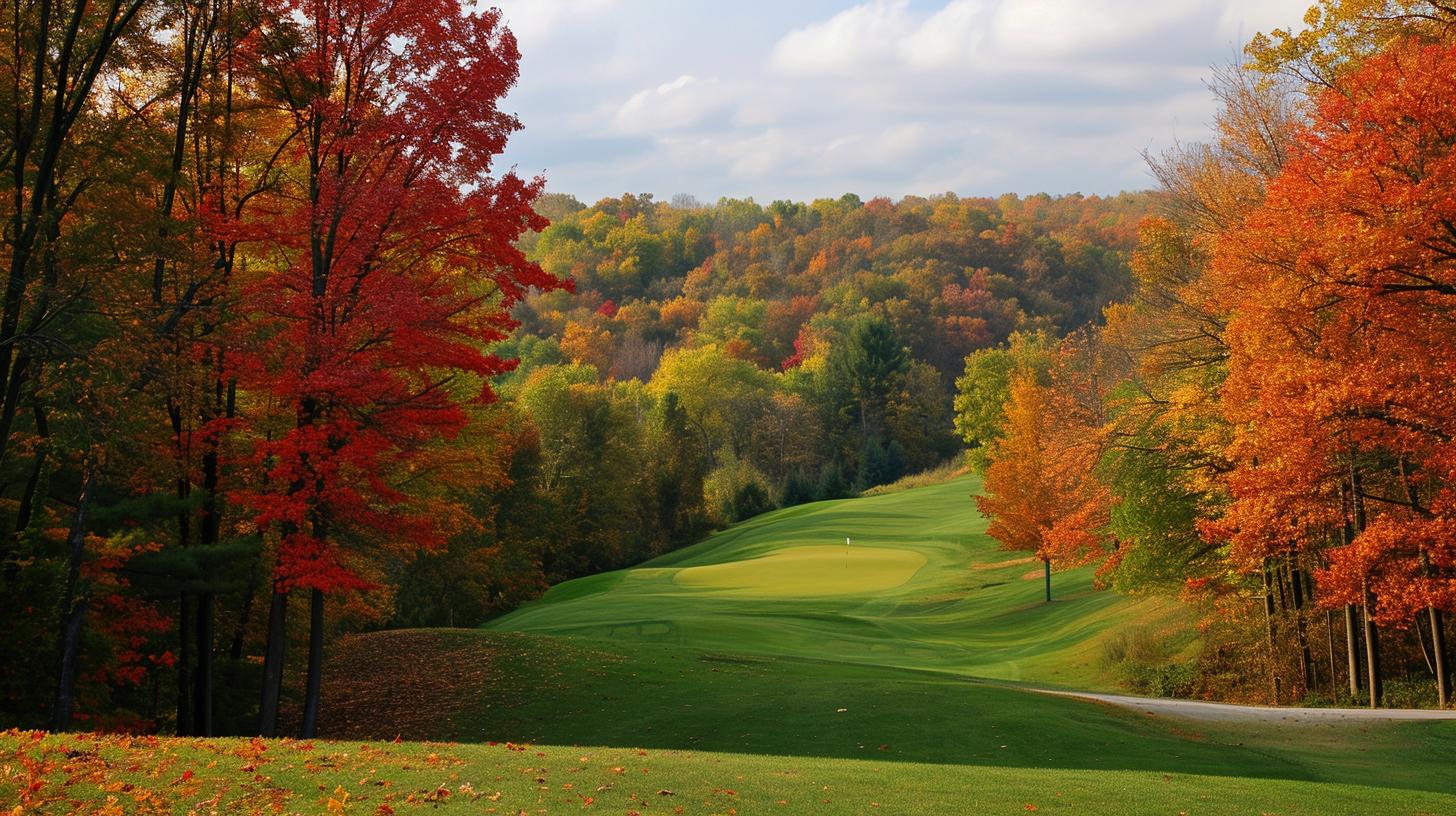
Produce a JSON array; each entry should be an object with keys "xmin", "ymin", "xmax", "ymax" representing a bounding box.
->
[{"xmin": 314, "ymin": 630, "xmax": 496, "ymax": 741}]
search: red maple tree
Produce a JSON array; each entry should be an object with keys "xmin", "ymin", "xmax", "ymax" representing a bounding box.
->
[{"xmin": 234, "ymin": 0, "xmax": 564, "ymax": 736}]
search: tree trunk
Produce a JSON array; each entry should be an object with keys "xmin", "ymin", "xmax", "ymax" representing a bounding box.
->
[
  {"xmin": 1345, "ymin": 604, "xmax": 1362, "ymax": 700},
  {"xmin": 1362, "ymin": 597, "xmax": 1382, "ymax": 708},
  {"xmin": 52, "ymin": 600, "xmax": 87, "ymax": 732},
  {"xmin": 230, "ymin": 573, "xmax": 257, "ymax": 661},
  {"xmin": 300, "ymin": 588, "xmax": 324, "ymax": 738},
  {"xmin": 1287, "ymin": 554, "xmax": 1314, "ymax": 696},
  {"xmin": 257, "ymin": 582, "xmax": 288, "ymax": 736},
  {"xmin": 191, "ymin": 383, "xmax": 226, "ymax": 734},
  {"xmin": 1042, "ymin": 557, "xmax": 1051, "ymax": 603},
  {"xmin": 1261, "ymin": 562, "xmax": 1280, "ymax": 704},
  {"xmin": 177, "ymin": 592, "xmax": 192, "ymax": 735},
  {"xmin": 6, "ymin": 403, "xmax": 49, "ymax": 580},
  {"xmin": 193, "ymin": 591, "xmax": 214, "ymax": 736},
  {"xmin": 1417, "ymin": 612, "xmax": 1435, "ymax": 674},
  {"xmin": 1431, "ymin": 606, "xmax": 1449, "ymax": 707},
  {"xmin": 51, "ymin": 479, "xmax": 92, "ymax": 732},
  {"xmin": 1344, "ymin": 465, "xmax": 1365, "ymax": 703}
]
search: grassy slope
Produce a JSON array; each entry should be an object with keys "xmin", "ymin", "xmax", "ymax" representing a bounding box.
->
[
  {"xmin": 492, "ymin": 475, "xmax": 1179, "ymax": 689},
  {"xmin": 9, "ymin": 475, "xmax": 1456, "ymax": 813}
]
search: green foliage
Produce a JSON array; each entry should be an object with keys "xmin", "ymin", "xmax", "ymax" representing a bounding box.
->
[
  {"xmin": 704, "ymin": 454, "xmax": 775, "ymax": 524},
  {"xmin": 649, "ymin": 344, "xmax": 774, "ymax": 458},
  {"xmin": 1099, "ymin": 430, "xmax": 1220, "ymax": 593},
  {"xmin": 125, "ymin": 536, "xmax": 263, "ymax": 595},
  {"xmin": 952, "ymin": 330, "xmax": 1053, "ymax": 472},
  {"xmin": 1100, "ymin": 625, "xmax": 1199, "ymax": 698}
]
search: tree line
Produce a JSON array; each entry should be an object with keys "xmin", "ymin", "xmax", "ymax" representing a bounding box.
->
[
  {"xmin": 400, "ymin": 189, "xmax": 1155, "ymax": 627},
  {"xmin": 0, "ymin": 0, "xmax": 1154, "ymax": 736},
  {"xmin": 967, "ymin": 0, "xmax": 1456, "ymax": 708},
  {"xmin": 0, "ymin": 0, "xmax": 559, "ymax": 736}
]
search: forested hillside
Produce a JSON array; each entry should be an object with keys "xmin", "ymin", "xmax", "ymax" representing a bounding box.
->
[{"xmin": 397, "ymin": 191, "xmax": 1154, "ymax": 625}]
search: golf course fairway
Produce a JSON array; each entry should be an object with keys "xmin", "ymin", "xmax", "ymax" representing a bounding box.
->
[
  {"xmin": 9, "ymin": 475, "xmax": 1456, "ymax": 814},
  {"xmin": 491, "ymin": 474, "xmax": 1168, "ymax": 687},
  {"xmin": 470, "ymin": 475, "xmax": 1456, "ymax": 813}
]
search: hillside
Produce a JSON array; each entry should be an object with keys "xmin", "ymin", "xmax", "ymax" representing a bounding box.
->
[{"xmin": 489, "ymin": 474, "xmax": 1182, "ymax": 689}]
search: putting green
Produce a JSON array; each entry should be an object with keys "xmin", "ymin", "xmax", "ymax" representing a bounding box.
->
[
  {"xmin": 492, "ymin": 475, "xmax": 1168, "ymax": 685},
  {"xmin": 672, "ymin": 544, "xmax": 925, "ymax": 596}
]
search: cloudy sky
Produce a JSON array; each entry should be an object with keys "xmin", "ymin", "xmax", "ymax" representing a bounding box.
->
[{"xmin": 489, "ymin": 0, "xmax": 1314, "ymax": 203}]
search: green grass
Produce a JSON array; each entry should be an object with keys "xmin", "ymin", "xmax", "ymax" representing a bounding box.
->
[
  {"xmin": 7, "ymin": 730, "xmax": 1456, "ymax": 815},
  {"xmin": 9, "ymin": 475, "xmax": 1455, "ymax": 813},
  {"xmin": 491, "ymin": 476, "xmax": 1170, "ymax": 689},
  {"xmin": 470, "ymin": 475, "xmax": 1456, "ymax": 810}
]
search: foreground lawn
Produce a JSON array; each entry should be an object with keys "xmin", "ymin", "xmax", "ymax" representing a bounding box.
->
[
  {"xmin": 6, "ymin": 730, "xmax": 1456, "ymax": 816},
  {"xmin": 318, "ymin": 629, "xmax": 1456, "ymax": 797}
]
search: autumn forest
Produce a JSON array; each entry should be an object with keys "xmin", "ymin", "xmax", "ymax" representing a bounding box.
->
[{"xmin": 6, "ymin": 1, "xmax": 1456, "ymax": 814}]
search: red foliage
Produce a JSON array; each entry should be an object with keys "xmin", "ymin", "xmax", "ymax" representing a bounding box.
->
[{"xmin": 232, "ymin": 0, "xmax": 566, "ymax": 592}]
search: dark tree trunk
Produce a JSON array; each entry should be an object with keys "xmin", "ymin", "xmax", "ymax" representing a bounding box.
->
[
  {"xmin": 1261, "ymin": 561, "xmax": 1280, "ymax": 704},
  {"xmin": 191, "ymin": 381, "xmax": 226, "ymax": 734},
  {"xmin": 300, "ymin": 588, "xmax": 324, "ymax": 738},
  {"xmin": 193, "ymin": 591, "xmax": 214, "ymax": 736},
  {"xmin": 51, "ymin": 479, "xmax": 92, "ymax": 732},
  {"xmin": 1042, "ymin": 557, "xmax": 1051, "ymax": 603},
  {"xmin": 177, "ymin": 592, "xmax": 192, "ymax": 735},
  {"xmin": 12, "ymin": 402, "xmax": 48, "ymax": 517},
  {"xmin": 5, "ymin": 405, "xmax": 48, "ymax": 582},
  {"xmin": 230, "ymin": 572, "xmax": 257, "ymax": 661},
  {"xmin": 257, "ymin": 582, "xmax": 288, "ymax": 736},
  {"xmin": 1287, "ymin": 554, "xmax": 1314, "ymax": 695},
  {"xmin": 52, "ymin": 600, "xmax": 87, "ymax": 732}
]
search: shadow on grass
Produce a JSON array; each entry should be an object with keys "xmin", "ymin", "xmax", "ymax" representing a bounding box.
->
[{"xmin": 319, "ymin": 630, "xmax": 1456, "ymax": 797}]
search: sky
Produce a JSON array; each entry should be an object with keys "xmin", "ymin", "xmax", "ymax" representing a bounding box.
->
[{"xmin": 488, "ymin": 0, "xmax": 1315, "ymax": 204}]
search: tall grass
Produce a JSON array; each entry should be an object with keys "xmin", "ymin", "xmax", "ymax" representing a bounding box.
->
[{"xmin": 859, "ymin": 455, "xmax": 970, "ymax": 496}]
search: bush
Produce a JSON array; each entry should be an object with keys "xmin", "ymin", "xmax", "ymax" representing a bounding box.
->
[
  {"xmin": 730, "ymin": 481, "xmax": 773, "ymax": 521},
  {"xmin": 779, "ymin": 470, "xmax": 817, "ymax": 507},
  {"xmin": 1100, "ymin": 625, "xmax": 1197, "ymax": 698},
  {"xmin": 1383, "ymin": 676, "xmax": 1440, "ymax": 709},
  {"xmin": 704, "ymin": 455, "xmax": 776, "ymax": 523}
]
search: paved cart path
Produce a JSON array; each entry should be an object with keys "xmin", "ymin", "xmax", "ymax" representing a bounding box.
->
[{"xmin": 1039, "ymin": 688, "xmax": 1456, "ymax": 722}]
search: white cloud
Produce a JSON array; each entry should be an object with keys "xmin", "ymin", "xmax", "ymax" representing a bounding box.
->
[
  {"xmin": 769, "ymin": 0, "xmax": 913, "ymax": 77},
  {"xmin": 819, "ymin": 122, "xmax": 938, "ymax": 172},
  {"xmin": 499, "ymin": 1, "xmax": 1329, "ymax": 202},
  {"xmin": 496, "ymin": 0, "xmax": 621, "ymax": 45},
  {"xmin": 990, "ymin": 1, "xmax": 1200, "ymax": 57},
  {"xmin": 898, "ymin": 0, "xmax": 992, "ymax": 71},
  {"xmin": 613, "ymin": 75, "xmax": 731, "ymax": 133},
  {"xmin": 766, "ymin": 1, "xmax": 1310, "ymax": 77}
]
